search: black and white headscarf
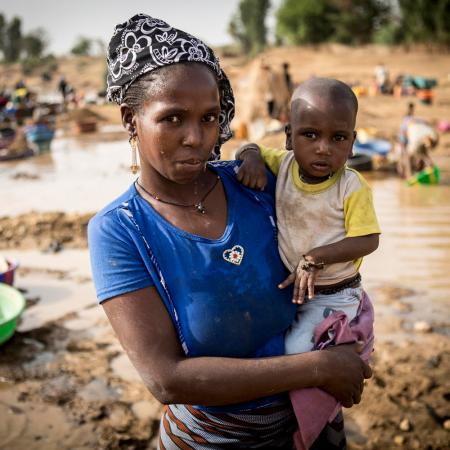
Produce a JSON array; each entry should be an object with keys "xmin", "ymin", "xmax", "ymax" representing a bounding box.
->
[{"xmin": 107, "ymin": 13, "xmax": 235, "ymax": 159}]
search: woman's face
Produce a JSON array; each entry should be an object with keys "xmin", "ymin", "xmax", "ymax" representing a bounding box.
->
[{"xmin": 131, "ymin": 64, "xmax": 220, "ymax": 185}]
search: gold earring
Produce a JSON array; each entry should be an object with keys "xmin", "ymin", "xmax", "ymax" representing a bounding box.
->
[{"xmin": 129, "ymin": 135, "xmax": 139, "ymax": 174}]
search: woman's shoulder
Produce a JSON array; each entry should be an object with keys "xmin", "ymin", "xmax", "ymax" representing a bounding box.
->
[
  {"xmin": 210, "ymin": 159, "xmax": 277, "ymax": 197},
  {"xmin": 89, "ymin": 184, "xmax": 138, "ymax": 231}
]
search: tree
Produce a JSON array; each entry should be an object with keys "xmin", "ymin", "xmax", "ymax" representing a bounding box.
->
[
  {"xmin": 398, "ymin": 0, "xmax": 450, "ymax": 46},
  {"xmin": 22, "ymin": 28, "xmax": 48, "ymax": 59},
  {"xmin": 276, "ymin": 0, "xmax": 337, "ymax": 45},
  {"xmin": 71, "ymin": 36, "xmax": 92, "ymax": 56},
  {"xmin": 330, "ymin": 0, "xmax": 391, "ymax": 45},
  {"xmin": 4, "ymin": 16, "xmax": 22, "ymax": 62},
  {"xmin": 228, "ymin": 0, "xmax": 270, "ymax": 55},
  {"xmin": 0, "ymin": 14, "xmax": 5, "ymax": 60},
  {"xmin": 276, "ymin": 0, "xmax": 391, "ymax": 45}
]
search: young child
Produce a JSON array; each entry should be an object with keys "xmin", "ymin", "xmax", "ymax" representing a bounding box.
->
[{"xmin": 237, "ymin": 77, "xmax": 380, "ymax": 449}]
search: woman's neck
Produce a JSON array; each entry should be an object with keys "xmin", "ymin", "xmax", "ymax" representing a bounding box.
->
[{"xmin": 138, "ymin": 166, "xmax": 216, "ymax": 205}]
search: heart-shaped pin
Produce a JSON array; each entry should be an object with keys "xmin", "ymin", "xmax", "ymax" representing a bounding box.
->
[{"xmin": 223, "ymin": 245, "xmax": 244, "ymax": 266}]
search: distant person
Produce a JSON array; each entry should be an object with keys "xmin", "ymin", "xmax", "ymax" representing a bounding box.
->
[
  {"xmin": 261, "ymin": 63, "xmax": 276, "ymax": 118},
  {"xmin": 236, "ymin": 77, "xmax": 379, "ymax": 449},
  {"xmin": 14, "ymin": 80, "xmax": 26, "ymax": 90},
  {"xmin": 398, "ymin": 104, "xmax": 438, "ymax": 178},
  {"xmin": 58, "ymin": 76, "xmax": 68, "ymax": 101},
  {"xmin": 282, "ymin": 62, "xmax": 294, "ymax": 96},
  {"xmin": 374, "ymin": 63, "xmax": 389, "ymax": 94}
]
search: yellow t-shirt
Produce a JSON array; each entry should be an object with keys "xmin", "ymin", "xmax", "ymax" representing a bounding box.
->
[{"xmin": 261, "ymin": 146, "xmax": 381, "ymax": 285}]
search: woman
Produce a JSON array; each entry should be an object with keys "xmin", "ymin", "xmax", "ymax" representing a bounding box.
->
[{"xmin": 89, "ymin": 14, "xmax": 371, "ymax": 449}]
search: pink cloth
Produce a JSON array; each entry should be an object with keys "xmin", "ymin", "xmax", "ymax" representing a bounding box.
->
[{"xmin": 291, "ymin": 290, "xmax": 374, "ymax": 450}]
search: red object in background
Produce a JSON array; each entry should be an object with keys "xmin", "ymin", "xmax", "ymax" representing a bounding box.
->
[{"xmin": 0, "ymin": 260, "xmax": 18, "ymax": 286}]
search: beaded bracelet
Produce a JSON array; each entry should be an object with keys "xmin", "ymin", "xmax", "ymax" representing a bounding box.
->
[{"xmin": 300, "ymin": 255, "xmax": 325, "ymax": 272}]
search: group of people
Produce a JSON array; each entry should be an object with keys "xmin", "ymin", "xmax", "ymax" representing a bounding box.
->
[{"xmin": 89, "ymin": 13, "xmax": 381, "ymax": 449}]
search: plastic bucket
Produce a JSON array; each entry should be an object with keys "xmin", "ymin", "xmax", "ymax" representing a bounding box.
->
[
  {"xmin": 0, "ymin": 283, "xmax": 26, "ymax": 345},
  {"xmin": 0, "ymin": 259, "xmax": 18, "ymax": 286},
  {"xmin": 407, "ymin": 166, "xmax": 440, "ymax": 186}
]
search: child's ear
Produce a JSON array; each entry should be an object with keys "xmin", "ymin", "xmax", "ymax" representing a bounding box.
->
[
  {"xmin": 350, "ymin": 130, "xmax": 357, "ymax": 157},
  {"xmin": 285, "ymin": 124, "xmax": 293, "ymax": 150}
]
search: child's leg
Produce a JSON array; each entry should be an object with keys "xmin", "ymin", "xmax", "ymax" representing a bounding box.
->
[{"xmin": 285, "ymin": 287, "xmax": 363, "ymax": 355}]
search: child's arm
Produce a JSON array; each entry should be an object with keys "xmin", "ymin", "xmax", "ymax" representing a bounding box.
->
[
  {"xmin": 235, "ymin": 143, "xmax": 268, "ymax": 190},
  {"xmin": 279, "ymin": 234, "xmax": 379, "ymax": 304}
]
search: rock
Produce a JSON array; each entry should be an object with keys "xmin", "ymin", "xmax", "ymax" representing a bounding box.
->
[
  {"xmin": 78, "ymin": 379, "xmax": 118, "ymax": 402},
  {"xmin": 40, "ymin": 375, "xmax": 76, "ymax": 403},
  {"xmin": 393, "ymin": 435, "xmax": 405, "ymax": 446},
  {"xmin": 443, "ymin": 419, "xmax": 450, "ymax": 430},
  {"xmin": 131, "ymin": 400, "xmax": 161, "ymax": 422},
  {"xmin": 110, "ymin": 354, "xmax": 141, "ymax": 382},
  {"xmin": 399, "ymin": 418, "xmax": 411, "ymax": 431},
  {"xmin": 107, "ymin": 404, "xmax": 133, "ymax": 432},
  {"xmin": 413, "ymin": 321, "xmax": 432, "ymax": 333}
]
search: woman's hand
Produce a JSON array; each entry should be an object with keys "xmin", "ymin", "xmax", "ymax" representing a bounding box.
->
[
  {"xmin": 236, "ymin": 145, "xmax": 267, "ymax": 190},
  {"xmin": 317, "ymin": 343, "xmax": 372, "ymax": 408}
]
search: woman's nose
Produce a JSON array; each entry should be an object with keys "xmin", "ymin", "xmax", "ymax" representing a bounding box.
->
[{"xmin": 182, "ymin": 124, "xmax": 202, "ymax": 147}]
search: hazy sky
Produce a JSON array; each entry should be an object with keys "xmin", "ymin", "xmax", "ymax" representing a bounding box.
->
[{"xmin": 1, "ymin": 0, "xmax": 279, "ymax": 55}]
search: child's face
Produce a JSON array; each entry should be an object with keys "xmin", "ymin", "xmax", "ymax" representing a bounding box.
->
[{"xmin": 286, "ymin": 96, "xmax": 356, "ymax": 182}]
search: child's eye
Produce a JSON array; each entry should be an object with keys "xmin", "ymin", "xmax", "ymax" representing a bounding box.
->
[
  {"xmin": 302, "ymin": 131, "xmax": 316, "ymax": 139},
  {"xmin": 203, "ymin": 113, "xmax": 217, "ymax": 123},
  {"xmin": 334, "ymin": 134, "xmax": 346, "ymax": 141}
]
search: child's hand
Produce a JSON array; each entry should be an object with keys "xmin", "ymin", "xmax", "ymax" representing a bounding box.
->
[
  {"xmin": 278, "ymin": 256, "xmax": 324, "ymax": 304},
  {"xmin": 236, "ymin": 145, "xmax": 267, "ymax": 190}
]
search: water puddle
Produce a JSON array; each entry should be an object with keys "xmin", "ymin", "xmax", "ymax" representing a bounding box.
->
[
  {"xmin": 361, "ymin": 175, "xmax": 450, "ymax": 338},
  {"xmin": 1, "ymin": 136, "xmax": 134, "ymax": 215}
]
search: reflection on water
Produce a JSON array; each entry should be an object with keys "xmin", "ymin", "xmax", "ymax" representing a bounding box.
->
[
  {"xmin": 1, "ymin": 137, "xmax": 134, "ymax": 215},
  {"xmin": 361, "ymin": 174, "xmax": 450, "ymax": 336}
]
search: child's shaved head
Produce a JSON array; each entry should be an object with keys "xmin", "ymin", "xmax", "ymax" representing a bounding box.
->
[{"xmin": 291, "ymin": 77, "xmax": 358, "ymax": 125}]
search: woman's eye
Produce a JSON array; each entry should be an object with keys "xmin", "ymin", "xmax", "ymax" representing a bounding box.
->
[
  {"xmin": 165, "ymin": 116, "xmax": 180, "ymax": 123},
  {"xmin": 203, "ymin": 113, "xmax": 217, "ymax": 123}
]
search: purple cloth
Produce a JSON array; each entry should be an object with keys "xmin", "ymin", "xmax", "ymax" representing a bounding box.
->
[{"xmin": 290, "ymin": 290, "xmax": 374, "ymax": 450}]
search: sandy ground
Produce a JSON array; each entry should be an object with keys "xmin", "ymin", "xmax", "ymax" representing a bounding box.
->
[{"xmin": 1, "ymin": 45, "xmax": 450, "ymax": 449}]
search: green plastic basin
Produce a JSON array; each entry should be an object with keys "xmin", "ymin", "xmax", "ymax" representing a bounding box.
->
[{"xmin": 0, "ymin": 283, "xmax": 26, "ymax": 345}]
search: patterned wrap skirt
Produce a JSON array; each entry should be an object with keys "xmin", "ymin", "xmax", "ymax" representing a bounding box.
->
[{"xmin": 158, "ymin": 403, "xmax": 347, "ymax": 449}]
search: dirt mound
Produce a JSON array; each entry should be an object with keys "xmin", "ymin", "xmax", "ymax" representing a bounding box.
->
[
  {"xmin": 0, "ymin": 212, "xmax": 91, "ymax": 250},
  {"xmin": 63, "ymin": 107, "xmax": 105, "ymax": 123},
  {"xmin": 346, "ymin": 338, "xmax": 450, "ymax": 449}
]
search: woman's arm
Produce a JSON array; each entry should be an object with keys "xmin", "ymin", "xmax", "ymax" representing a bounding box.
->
[{"xmin": 103, "ymin": 286, "xmax": 372, "ymax": 408}]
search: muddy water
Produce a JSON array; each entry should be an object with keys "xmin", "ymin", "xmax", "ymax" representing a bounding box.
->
[
  {"xmin": 1, "ymin": 135, "xmax": 133, "ymax": 215},
  {"xmin": 2, "ymin": 137, "xmax": 450, "ymax": 332},
  {"xmin": 361, "ymin": 173, "xmax": 450, "ymax": 339}
]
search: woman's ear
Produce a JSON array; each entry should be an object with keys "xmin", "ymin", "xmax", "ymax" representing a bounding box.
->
[
  {"xmin": 285, "ymin": 123, "xmax": 293, "ymax": 150},
  {"xmin": 120, "ymin": 103, "xmax": 135, "ymax": 135}
]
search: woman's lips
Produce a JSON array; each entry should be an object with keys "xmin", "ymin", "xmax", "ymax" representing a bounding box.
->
[{"xmin": 176, "ymin": 159, "xmax": 205, "ymax": 170}]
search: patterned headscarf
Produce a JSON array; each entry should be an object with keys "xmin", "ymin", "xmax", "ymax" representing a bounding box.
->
[{"xmin": 106, "ymin": 13, "xmax": 235, "ymax": 159}]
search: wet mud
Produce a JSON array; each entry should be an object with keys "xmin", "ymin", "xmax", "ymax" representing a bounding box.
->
[{"xmin": 2, "ymin": 47, "xmax": 450, "ymax": 450}]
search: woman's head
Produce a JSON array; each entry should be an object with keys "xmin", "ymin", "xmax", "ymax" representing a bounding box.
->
[
  {"xmin": 106, "ymin": 14, "xmax": 234, "ymax": 160},
  {"xmin": 122, "ymin": 62, "xmax": 221, "ymax": 185}
]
